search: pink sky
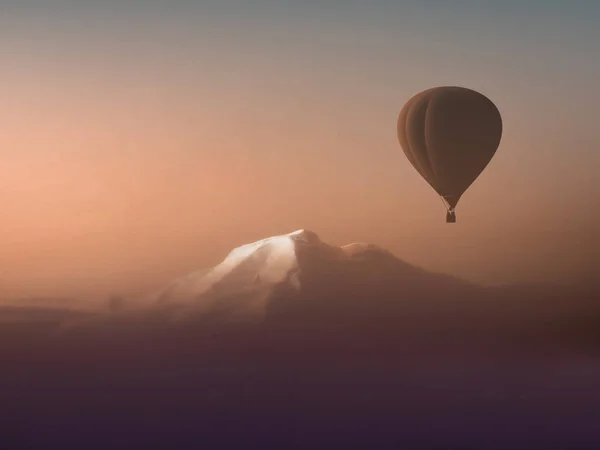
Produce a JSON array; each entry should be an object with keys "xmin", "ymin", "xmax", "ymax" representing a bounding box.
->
[{"xmin": 1, "ymin": 3, "xmax": 598, "ymax": 299}]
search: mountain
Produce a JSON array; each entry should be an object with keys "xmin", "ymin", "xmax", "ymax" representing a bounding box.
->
[
  {"xmin": 151, "ymin": 229, "xmax": 475, "ymax": 323},
  {"xmin": 4, "ymin": 229, "xmax": 599, "ymax": 354}
]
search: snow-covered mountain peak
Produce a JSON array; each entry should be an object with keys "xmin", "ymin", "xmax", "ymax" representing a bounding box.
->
[
  {"xmin": 147, "ymin": 229, "xmax": 468, "ymax": 323},
  {"xmin": 154, "ymin": 230, "xmax": 331, "ymax": 317}
]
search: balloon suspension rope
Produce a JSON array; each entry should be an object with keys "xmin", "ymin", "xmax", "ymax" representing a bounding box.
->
[
  {"xmin": 439, "ymin": 195, "xmax": 454, "ymax": 213},
  {"xmin": 439, "ymin": 195, "xmax": 457, "ymax": 223}
]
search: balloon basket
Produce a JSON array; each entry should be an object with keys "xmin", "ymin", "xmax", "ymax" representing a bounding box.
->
[{"xmin": 446, "ymin": 211, "xmax": 456, "ymax": 223}]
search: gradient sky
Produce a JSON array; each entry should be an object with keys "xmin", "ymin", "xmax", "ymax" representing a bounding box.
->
[{"xmin": 1, "ymin": 1, "xmax": 599, "ymax": 300}]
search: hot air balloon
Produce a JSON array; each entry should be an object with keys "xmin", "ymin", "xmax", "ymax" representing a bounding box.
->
[{"xmin": 397, "ymin": 86, "xmax": 502, "ymax": 223}]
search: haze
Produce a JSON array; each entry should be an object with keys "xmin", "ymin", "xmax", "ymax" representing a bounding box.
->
[{"xmin": 1, "ymin": 1, "xmax": 599, "ymax": 300}]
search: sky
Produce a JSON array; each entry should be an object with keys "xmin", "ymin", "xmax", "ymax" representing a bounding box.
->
[{"xmin": 1, "ymin": 1, "xmax": 599, "ymax": 299}]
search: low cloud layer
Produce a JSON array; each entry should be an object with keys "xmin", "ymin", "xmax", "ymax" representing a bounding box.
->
[{"xmin": 2, "ymin": 230, "xmax": 600, "ymax": 449}]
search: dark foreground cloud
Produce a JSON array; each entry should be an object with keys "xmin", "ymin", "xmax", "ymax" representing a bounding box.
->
[{"xmin": 2, "ymin": 230, "xmax": 600, "ymax": 449}]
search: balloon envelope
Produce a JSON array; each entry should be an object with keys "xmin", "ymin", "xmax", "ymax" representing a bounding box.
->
[{"xmin": 397, "ymin": 86, "xmax": 502, "ymax": 215}]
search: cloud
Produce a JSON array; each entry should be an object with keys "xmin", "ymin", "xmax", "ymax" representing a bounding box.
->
[{"xmin": 2, "ymin": 229, "xmax": 600, "ymax": 449}]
